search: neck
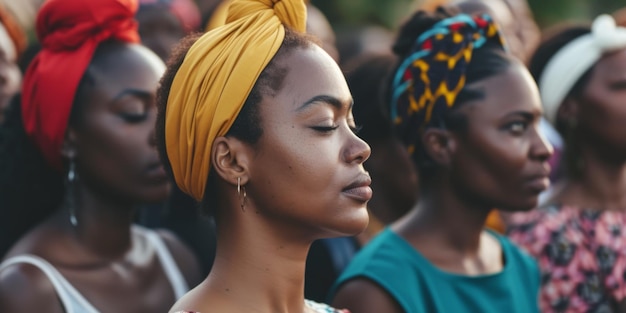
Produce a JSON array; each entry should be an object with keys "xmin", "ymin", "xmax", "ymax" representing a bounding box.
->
[
  {"xmin": 396, "ymin": 184, "xmax": 491, "ymax": 255},
  {"xmin": 206, "ymin": 206, "xmax": 311, "ymax": 313},
  {"xmin": 62, "ymin": 183, "xmax": 138, "ymax": 259},
  {"xmin": 561, "ymin": 146, "xmax": 626, "ymax": 210}
]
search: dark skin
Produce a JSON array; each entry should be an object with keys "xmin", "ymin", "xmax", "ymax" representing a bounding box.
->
[
  {"xmin": 169, "ymin": 44, "xmax": 371, "ymax": 313},
  {"xmin": 0, "ymin": 43, "xmax": 202, "ymax": 313},
  {"xmin": 542, "ymin": 49, "xmax": 626, "ymax": 312},
  {"xmin": 136, "ymin": 6, "xmax": 186, "ymax": 61},
  {"xmin": 332, "ymin": 61, "xmax": 553, "ymax": 313},
  {"xmin": 548, "ymin": 49, "xmax": 626, "ymax": 211}
]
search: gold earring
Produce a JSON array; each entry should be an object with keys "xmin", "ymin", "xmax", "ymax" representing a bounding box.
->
[{"xmin": 237, "ymin": 177, "xmax": 246, "ymax": 212}]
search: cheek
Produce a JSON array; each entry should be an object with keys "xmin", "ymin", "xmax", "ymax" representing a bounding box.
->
[
  {"xmin": 249, "ymin": 132, "xmax": 343, "ymax": 211},
  {"xmin": 580, "ymin": 91, "xmax": 626, "ymax": 141},
  {"xmin": 454, "ymin": 132, "xmax": 529, "ymax": 193},
  {"xmin": 78, "ymin": 120, "xmax": 152, "ymax": 181}
]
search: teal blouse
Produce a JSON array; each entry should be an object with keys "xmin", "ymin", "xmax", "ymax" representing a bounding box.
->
[{"xmin": 329, "ymin": 228, "xmax": 540, "ymax": 313}]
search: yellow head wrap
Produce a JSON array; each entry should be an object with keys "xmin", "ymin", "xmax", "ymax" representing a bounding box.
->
[{"xmin": 165, "ymin": 0, "xmax": 307, "ymax": 201}]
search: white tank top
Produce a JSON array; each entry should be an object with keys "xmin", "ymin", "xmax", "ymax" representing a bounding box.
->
[{"xmin": 0, "ymin": 226, "xmax": 189, "ymax": 313}]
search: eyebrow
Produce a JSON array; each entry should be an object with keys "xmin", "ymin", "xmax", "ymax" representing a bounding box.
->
[
  {"xmin": 296, "ymin": 95, "xmax": 354, "ymax": 112},
  {"xmin": 503, "ymin": 111, "xmax": 538, "ymax": 120},
  {"xmin": 112, "ymin": 88, "xmax": 153, "ymax": 101}
]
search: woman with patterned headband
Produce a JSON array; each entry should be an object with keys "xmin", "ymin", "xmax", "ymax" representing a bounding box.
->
[
  {"xmin": 0, "ymin": 0, "xmax": 203, "ymax": 311},
  {"xmin": 329, "ymin": 7, "xmax": 552, "ymax": 313},
  {"xmin": 507, "ymin": 15, "xmax": 626, "ymax": 313},
  {"xmin": 155, "ymin": 0, "xmax": 369, "ymax": 312}
]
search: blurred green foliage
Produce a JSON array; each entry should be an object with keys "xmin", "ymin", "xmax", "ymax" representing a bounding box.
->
[
  {"xmin": 528, "ymin": 0, "xmax": 624, "ymax": 27},
  {"xmin": 312, "ymin": 0, "xmax": 626, "ymax": 30}
]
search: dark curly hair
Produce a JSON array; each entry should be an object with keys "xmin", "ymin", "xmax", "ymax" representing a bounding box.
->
[
  {"xmin": 155, "ymin": 27, "xmax": 314, "ymax": 215},
  {"xmin": 390, "ymin": 6, "xmax": 514, "ymax": 179}
]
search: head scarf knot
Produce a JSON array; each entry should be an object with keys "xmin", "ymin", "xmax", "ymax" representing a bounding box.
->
[
  {"xmin": 21, "ymin": 0, "xmax": 140, "ymax": 170},
  {"xmin": 390, "ymin": 13, "xmax": 504, "ymax": 156},
  {"xmin": 539, "ymin": 14, "xmax": 626, "ymax": 124},
  {"xmin": 165, "ymin": 0, "xmax": 306, "ymax": 201}
]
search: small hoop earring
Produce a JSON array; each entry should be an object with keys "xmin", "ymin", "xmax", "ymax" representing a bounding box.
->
[
  {"xmin": 66, "ymin": 157, "xmax": 78, "ymax": 227},
  {"xmin": 237, "ymin": 177, "xmax": 246, "ymax": 212}
]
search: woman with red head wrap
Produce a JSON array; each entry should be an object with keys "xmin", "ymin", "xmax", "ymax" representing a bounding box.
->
[{"xmin": 0, "ymin": 0, "xmax": 202, "ymax": 311}]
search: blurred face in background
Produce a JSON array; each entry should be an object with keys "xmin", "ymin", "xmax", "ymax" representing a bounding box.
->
[
  {"xmin": 0, "ymin": 22, "xmax": 21, "ymax": 124},
  {"xmin": 136, "ymin": 6, "xmax": 186, "ymax": 61}
]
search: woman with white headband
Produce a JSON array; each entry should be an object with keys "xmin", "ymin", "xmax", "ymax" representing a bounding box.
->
[{"xmin": 507, "ymin": 14, "xmax": 626, "ymax": 312}]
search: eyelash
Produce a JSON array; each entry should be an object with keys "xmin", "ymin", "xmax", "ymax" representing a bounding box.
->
[
  {"xmin": 120, "ymin": 113, "xmax": 148, "ymax": 123},
  {"xmin": 312, "ymin": 125, "xmax": 339, "ymax": 133},
  {"xmin": 311, "ymin": 125, "xmax": 362, "ymax": 135}
]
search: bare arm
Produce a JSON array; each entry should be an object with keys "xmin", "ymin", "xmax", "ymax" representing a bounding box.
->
[
  {"xmin": 0, "ymin": 263, "xmax": 65, "ymax": 313},
  {"xmin": 331, "ymin": 278, "xmax": 404, "ymax": 313}
]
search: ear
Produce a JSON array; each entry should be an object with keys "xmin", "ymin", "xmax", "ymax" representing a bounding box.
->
[
  {"xmin": 211, "ymin": 136, "xmax": 252, "ymax": 187},
  {"xmin": 61, "ymin": 128, "xmax": 78, "ymax": 159},
  {"xmin": 556, "ymin": 96, "xmax": 580, "ymax": 123},
  {"xmin": 422, "ymin": 128, "xmax": 456, "ymax": 167}
]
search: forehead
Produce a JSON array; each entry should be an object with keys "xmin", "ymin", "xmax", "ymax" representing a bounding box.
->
[
  {"xmin": 272, "ymin": 45, "xmax": 351, "ymax": 110},
  {"xmin": 459, "ymin": 63, "xmax": 541, "ymax": 117},
  {"xmin": 591, "ymin": 49, "xmax": 626, "ymax": 81},
  {"xmin": 90, "ymin": 45, "xmax": 165, "ymax": 94}
]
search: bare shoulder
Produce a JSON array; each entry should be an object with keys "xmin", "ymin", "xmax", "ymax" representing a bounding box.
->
[
  {"xmin": 331, "ymin": 278, "xmax": 403, "ymax": 313},
  {"xmin": 0, "ymin": 261, "xmax": 65, "ymax": 313},
  {"xmin": 156, "ymin": 229, "xmax": 204, "ymax": 287}
]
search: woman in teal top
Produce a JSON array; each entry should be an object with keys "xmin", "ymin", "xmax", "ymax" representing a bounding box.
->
[{"xmin": 329, "ymin": 7, "xmax": 552, "ymax": 313}]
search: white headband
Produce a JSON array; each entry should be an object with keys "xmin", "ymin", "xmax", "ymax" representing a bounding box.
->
[{"xmin": 539, "ymin": 14, "xmax": 626, "ymax": 124}]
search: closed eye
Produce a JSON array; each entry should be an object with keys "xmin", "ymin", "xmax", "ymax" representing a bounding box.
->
[
  {"xmin": 312, "ymin": 125, "xmax": 339, "ymax": 133},
  {"xmin": 119, "ymin": 112, "xmax": 149, "ymax": 123}
]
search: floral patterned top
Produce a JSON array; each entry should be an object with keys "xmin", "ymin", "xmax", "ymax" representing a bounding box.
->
[
  {"xmin": 507, "ymin": 205, "xmax": 626, "ymax": 312},
  {"xmin": 175, "ymin": 300, "xmax": 349, "ymax": 313}
]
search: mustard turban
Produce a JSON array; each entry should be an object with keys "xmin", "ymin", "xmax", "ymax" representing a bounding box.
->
[{"xmin": 165, "ymin": 0, "xmax": 307, "ymax": 201}]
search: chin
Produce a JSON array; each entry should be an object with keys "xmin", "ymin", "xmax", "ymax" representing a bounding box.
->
[
  {"xmin": 498, "ymin": 198, "xmax": 539, "ymax": 213},
  {"xmin": 323, "ymin": 209, "xmax": 370, "ymax": 238},
  {"xmin": 139, "ymin": 184, "xmax": 172, "ymax": 204}
]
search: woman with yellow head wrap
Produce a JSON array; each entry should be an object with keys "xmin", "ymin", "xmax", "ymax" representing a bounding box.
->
[{"xmin": 155, "ymin": 0, "xmax": 371, "ymax": 312}]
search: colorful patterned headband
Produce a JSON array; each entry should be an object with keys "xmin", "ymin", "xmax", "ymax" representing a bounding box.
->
[{"xmin": 390, "ymin": 13, "xmax": 505, "ymax": 155}]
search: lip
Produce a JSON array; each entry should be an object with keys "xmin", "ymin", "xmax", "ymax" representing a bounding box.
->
[
  {"xmin": 145, "ymin": 162, "xmax": 168, "ymax": 181},
  {"xmin": 342, "ymin": 174, "xmax": 373, "ymax": 202},
  {"xmin": 526, "ymin": 175, "xmax": 550, "ymax": 193}
]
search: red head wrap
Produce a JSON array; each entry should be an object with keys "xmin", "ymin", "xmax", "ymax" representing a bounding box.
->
[{"xmin": 21, "ymin": 0, "xmax": 140, "ymax": 170}]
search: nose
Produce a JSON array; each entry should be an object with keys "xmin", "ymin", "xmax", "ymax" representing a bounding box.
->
[
  {"xmin": 343, "ymin": 131, "xmax": 371, "ymax": 165},
  {"xmin": 531, "ymin": 124, "xmax": 554, "ymax": 162}
]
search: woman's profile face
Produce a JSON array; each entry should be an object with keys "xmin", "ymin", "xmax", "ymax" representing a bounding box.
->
[
  {"xmin": 245, "ymin": 44, "xmax": 371, "ymax": 238},
  {"xmin": 71, "ymin": 44, "xmax": 171, "ymax": 204},
  {"xmin": 574, "ymin": 48, "xmax": 626, "ymax": 157},
  {"xmin": 448, "ymin": 62, "xmax": 553, "ymax": 211}
]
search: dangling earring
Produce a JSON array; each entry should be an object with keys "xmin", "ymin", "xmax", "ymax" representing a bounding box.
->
[
  {"xmin": 237, "ymin": 177, "xmax": 247, "ymax": 212},
  {"xmin": 66, "ymin": 157, "xmax": 78, "ymax": 226}
]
